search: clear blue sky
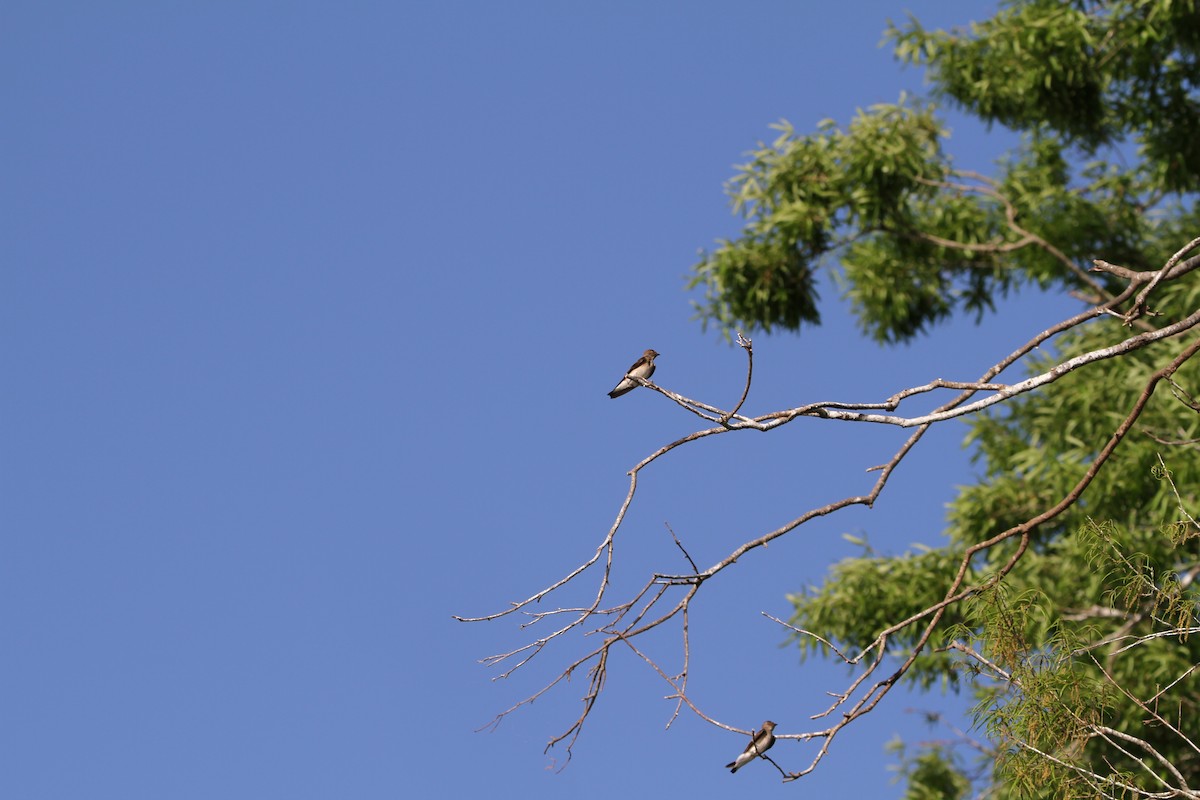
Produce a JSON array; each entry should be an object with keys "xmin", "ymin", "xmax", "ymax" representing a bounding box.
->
[{"xmin": 4, "ymin": 2, "xmax": 1080, "ymax": 797}]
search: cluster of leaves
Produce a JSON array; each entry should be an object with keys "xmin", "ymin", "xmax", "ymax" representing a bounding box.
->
[
  {"xmin": 687, "ymin": 100, "xmax": 949, "ymax": 340},
  {"xmin": 891, "ymin": 0, "xmax": 1200, "ymax": 192},
  {"xmin": 958, "ymin": 514, "xmax": 1200, "ymax": 799},
  {"xmin": 888, "ymin": 740, "xmax": 972, "ymax": 800},
  {"xmin": 786, "ymin": 537, "xmax": 970, "ymax": 690},
  {"xmin": 689, "ymin": 0, "xmax": 1200, "ymax": 344}
]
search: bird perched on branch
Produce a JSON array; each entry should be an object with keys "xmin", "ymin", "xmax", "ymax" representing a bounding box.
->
[
  {"xmin": 607, "ymin": 349, "xmax": 659, "ymax": 398},
  {"xmin": 725, "ymin": 720, "xmax": 776, "ymax": 773}
]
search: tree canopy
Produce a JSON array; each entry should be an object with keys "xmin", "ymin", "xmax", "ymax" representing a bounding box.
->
[
  {"xmin": 465, "ymin": 2, "xmax": 1200, "ymax": 794},
  {"xmin": 689, "ymin": 0, "xmax": 1200, "ymax": 344},
  {"xmin": 685, "ymin": 0, "xmax": 1200, "ymax": 795}
]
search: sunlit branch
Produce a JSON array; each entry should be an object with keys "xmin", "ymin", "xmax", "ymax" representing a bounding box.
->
[{"xmin": 458, "ymin": 245, "xmax": 1200, "ymax": 775}]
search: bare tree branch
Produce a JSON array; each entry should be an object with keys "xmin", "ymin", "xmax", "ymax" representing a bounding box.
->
[{"xmin": 458, "ymin": 246, "xmax": 1200, "ymax": 777}]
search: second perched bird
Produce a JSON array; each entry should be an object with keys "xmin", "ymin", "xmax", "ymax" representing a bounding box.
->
[
  {"xmin": 607, "ymin": 349, "xmax": 659, "ymax": 398},
  {"xmin": 725, "ymin": 720, "xmax": 777, "ymax": 773}
]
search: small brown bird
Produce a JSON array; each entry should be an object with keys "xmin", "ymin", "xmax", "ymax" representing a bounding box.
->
[
  {"xmin": 607, "ymin": 349, "xmax": 659, "ymax": 398},
  {"xmin": 725, "ymin": 720, "xmax": 777, "ymax": 773}
]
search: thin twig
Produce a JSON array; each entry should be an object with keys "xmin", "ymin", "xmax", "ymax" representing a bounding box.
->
[{"xmin": 721, "ymin": 331, "xmax": 754, "ymax": 424}]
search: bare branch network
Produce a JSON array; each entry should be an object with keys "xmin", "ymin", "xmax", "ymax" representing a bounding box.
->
[{"xmin": 457, "ymin": 238, "xmax": 1200, "ymax": 781}]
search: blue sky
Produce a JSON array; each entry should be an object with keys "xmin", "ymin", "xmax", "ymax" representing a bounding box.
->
[{"xmin": 4, "ymin": 2, "xmax": 1082, "ymax": 797}]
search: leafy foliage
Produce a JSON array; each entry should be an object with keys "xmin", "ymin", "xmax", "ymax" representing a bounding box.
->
[
  {"xmin": 889, "ymin": 740, "xmax": 972, "ymax": 800},
  {"xmin": 891, "ymin": 0, "xmax": 1200, "ymax": 192},
  {"xmin": 690, "ymin": 0, "xmax": 1200, "ymax": 343},
  {"xmin": 692, "ymin": 0, "xmax": 1200, "ymax": 795},
  {"xmin": 687, "ymin": 101, "xmax": 950, "ymax": 340}
]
